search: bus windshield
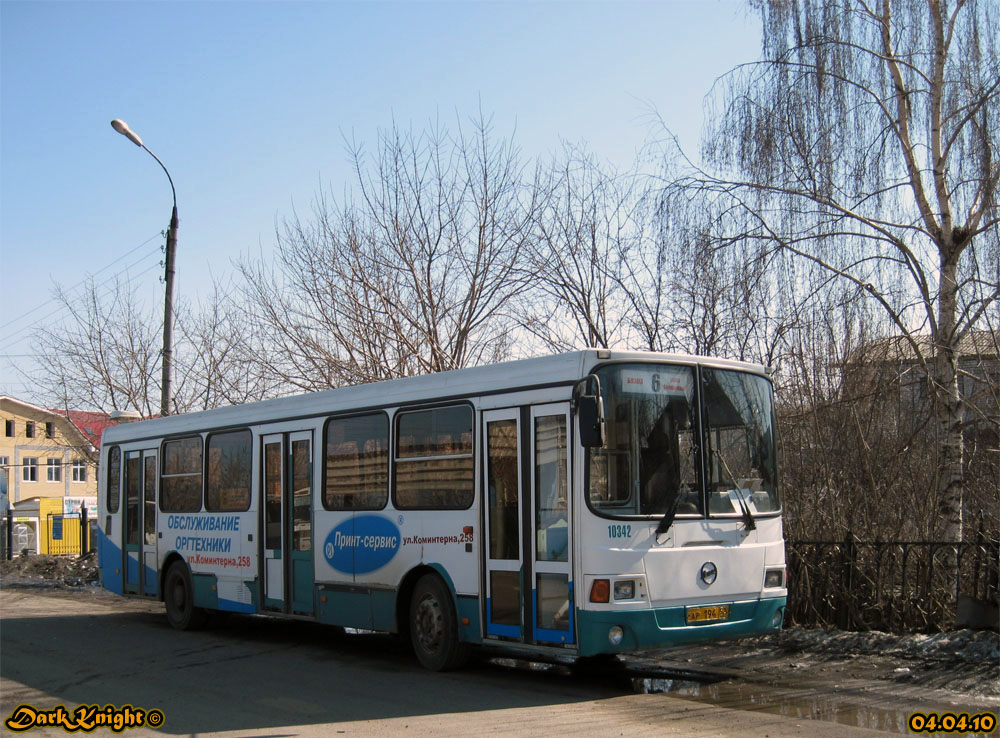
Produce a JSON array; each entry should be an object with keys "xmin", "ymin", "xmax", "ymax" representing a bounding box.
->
[{"xmin": 587, "ymin": 363, "xmax": 778, "ymax": 518}]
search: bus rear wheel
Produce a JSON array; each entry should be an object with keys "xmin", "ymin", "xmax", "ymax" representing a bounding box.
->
[
  {"xmin": 163, "ymin": 561, "xmax": 206, "ymax": 631},
  {"xmin": 409, "ymin": 574, "xmax": 469, "ymax": 671}
]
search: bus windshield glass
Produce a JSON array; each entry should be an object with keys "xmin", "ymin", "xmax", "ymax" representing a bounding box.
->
[
  {"xmin": 702, "ymin": 367, "xmax": 779, "ymax": 516},
  {"xmin": 587, "ymin": 363, "xmax": 778, "ymax": 517}
]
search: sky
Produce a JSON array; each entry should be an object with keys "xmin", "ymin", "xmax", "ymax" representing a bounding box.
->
[{"xmin": 0, "ymin": 0, "xmax": 762, "ymax": 402}]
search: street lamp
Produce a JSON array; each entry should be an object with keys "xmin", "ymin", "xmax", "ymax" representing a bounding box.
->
[{"xmin": 111, "ymin": 119, "xmax": 178, "ymax": 417}]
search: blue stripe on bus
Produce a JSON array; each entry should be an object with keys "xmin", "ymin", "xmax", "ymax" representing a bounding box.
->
[
  {"xmin": 531, "ymin": 582, "xmax": 576, "ymax": 645},
  {"xmin": 218, "ymin": 597, "xmax": 256, "ymax": 614},
  {"xmin": 97, "ymin": 527, "xmax": 123, "ymax": 595},
  {"xmin": 485, "ymin": 597, "xmax": 521, "ymax": 638},
  {"xmin": 143, "ymin": 563, "xmax": 158, "ymax": 596},
  {"xmin": 125, "ymin": 553, "xmax": 139, "ymax": 586}
]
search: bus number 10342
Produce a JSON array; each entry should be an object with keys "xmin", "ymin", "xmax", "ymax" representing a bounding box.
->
[{"xmin": 608, "ymin": 525, "xmax": 632, "ymax": 539}]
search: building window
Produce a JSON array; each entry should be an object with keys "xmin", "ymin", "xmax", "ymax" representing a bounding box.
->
[
  {"xmin": 47, "ymin": 458, "xmax": 62, "ymax": 482},
  {"xmin": 25, "ymin": 421, "xmax": 35, "ymax": 438},
  {"xmin": 23, "ymin": 457, "xmax": 38, "ymax": 482},
  {"xmin": 0, "ymin": 456, "xmax": 9, "ymax": 468},
  {"xmin": 45, "ymin": 422, "xmax": 55, "ymax": 439},
  {"xmin": 72, "ymin": 459, "xmax": 87, "ymax": 483},
  {"xmin": 4, "ymin": 420, "xmax": 12, "ymax": 437}
]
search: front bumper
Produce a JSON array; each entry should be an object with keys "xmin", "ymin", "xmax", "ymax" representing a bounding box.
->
[{"xmin": 576, "ymin": 596, "xmax": 786, "ymax": 656}]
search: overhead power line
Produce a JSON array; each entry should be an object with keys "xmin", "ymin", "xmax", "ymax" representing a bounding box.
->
[
  {"xmin": 2, "ymin": 232, "xmax": 163, "ymax": 330},
  {"xmin": 0, "ymin": 240, "xmax": 164, "ymax": 352}
]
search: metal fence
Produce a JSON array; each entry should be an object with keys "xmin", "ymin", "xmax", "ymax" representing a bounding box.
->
[
  {"xmin": 45, "ymin": 513, "xmax": 92, "ymax": 556},
  {"xmin": 786, "ymin": 532, "xmax": 999, "ymax": 632}
]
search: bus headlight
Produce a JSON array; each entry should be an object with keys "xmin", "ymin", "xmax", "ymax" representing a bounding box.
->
[
  {"xmin": 771, "ymin": 609, "xmax": 784, "ymax": 628},
  {"xmin": 764, "ymin": 568, "xmax": 784, "ymax": 588},
  {"xmin": 613, "ymin": 580, "xmax": 635, "ymax": 600},
  {"xmin": 608, "ymin": 625, "xmax": 624, "ymax": 646}
]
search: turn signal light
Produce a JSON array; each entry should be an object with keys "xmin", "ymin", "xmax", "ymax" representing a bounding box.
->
[{"xmin": 590, "ymin": 579, "xmax": 610, "ymax": 603}]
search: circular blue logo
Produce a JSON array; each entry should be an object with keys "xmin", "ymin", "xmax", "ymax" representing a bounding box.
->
[{"xmin": 323, "ymin": 515, "xmax": 401, "ymax": 575}]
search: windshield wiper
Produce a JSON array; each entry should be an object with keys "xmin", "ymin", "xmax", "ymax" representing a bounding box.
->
[
  {"xmin": 654, "ymin": 492, "xmax": 682, "ymax": 543},
  {"xmin": 714, "ymin": 450, "xmax": 756, "ymax": 532}
]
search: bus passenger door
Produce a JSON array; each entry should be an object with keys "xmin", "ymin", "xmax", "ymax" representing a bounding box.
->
[
  {"xmin": 530, "ymin": 403, "xmax": 574, "ymax": 645},
  {"xmin": 123, "ymin": 449, "xmax": 157, "ymax": 597},
  {"xmin": 482, "ymin": 403, "xmax": 574, "ymax": 646},
  {"xmin": 142, "ymin": 451, "xmax": 158, "ymax": 596},
  {"xmin": 483, "ymin": 409, "xmax": 523, "ymax": 638},
  {"xmin": 262, "ymin": 432, "xmax": 315, "ymax": 616},
  {"xmin": 287, "ymin": 432, "xmax": 314, "ymax": 615},
  {"xmin": 262, "ymin": 435, "xmax": 284, "ymax": 610}
]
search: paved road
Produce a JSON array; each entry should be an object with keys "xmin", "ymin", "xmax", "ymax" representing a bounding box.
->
[{"xmin": 0, "ymin": 588, "xmax": 905, "ymax": 737}]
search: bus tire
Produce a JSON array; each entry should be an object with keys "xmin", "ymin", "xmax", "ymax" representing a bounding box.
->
[
  {"xmin": 409, "ymin": 574, "xmax": 469, "ymax": 671},
  {"xmin": 163, "ymin": 561, "xmax": 206, "ymax": 631}
]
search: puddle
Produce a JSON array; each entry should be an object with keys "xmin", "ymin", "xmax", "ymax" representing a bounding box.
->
[
  {"xmin": 491, "ymin": 657, "xmax": 564, "ymax": 674},
  {"xmin": 485, "ymin": 655, "xmax": 997, "ymax": 737},
  {"xmin": 629, "ymin": 677, "xmax": 999, "ymax": 737}
]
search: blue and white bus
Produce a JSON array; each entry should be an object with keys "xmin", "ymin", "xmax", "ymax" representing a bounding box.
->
[{"xmin": 97, "ymin": 350, "xmax": 786, "ymax": 670}]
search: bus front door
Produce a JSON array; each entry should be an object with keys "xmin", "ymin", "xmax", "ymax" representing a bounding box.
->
[
  {"xmin": 262, "ymin": 432, "xmax": 315, "ymax": 616},
  {"xmin": 483, "ymin": 403, "xmax": 574, "ymax": 646},
  {"xmin": 123, "ymin": 449, "xmax": 157, "ymax": 597}
]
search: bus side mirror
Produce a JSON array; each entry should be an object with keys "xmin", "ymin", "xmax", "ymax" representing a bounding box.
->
[{"xmin": 578, "ymin": 394, "xmax": 606, "ymax": 448}]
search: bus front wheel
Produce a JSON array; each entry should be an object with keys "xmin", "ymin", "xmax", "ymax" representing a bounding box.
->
[
  {"xmin": 409, "ymin": 574, "xmax": 469, "ymax": 671},
  {"xmin": 163, "ymin": 561, "xmax": 206, "ymax": 631}
]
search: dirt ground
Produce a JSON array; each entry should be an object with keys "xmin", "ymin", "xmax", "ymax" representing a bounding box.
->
[
  {"xmin": 3, "ymin": 554, "xmax": 997, "ymax": 708},
  {"xmin": 632, "ymin": 623, "xmax": 999, "ymax": 703},
  {"xmin": 0, "ymin": 552, "xmax": 100, "ymax": 587}
]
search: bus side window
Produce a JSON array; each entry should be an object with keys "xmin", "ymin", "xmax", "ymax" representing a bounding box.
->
[
  {"xmin": 160, "ymin": 437, "xmax": 203, "ymax": 513},
  {"xmin": 394, "ymin": 406, "xmax": 474, "ymax": 510},
  {"xmin": 205, "ymin": 430, "xmax": 252, "ymax": 512},
  {"xmin": 106, "ymin": 446, "xmax": 121, "ymax": 513},
  {"xmin": 324, "ymin": 413, "xmax": 389, "ymax": 510}
]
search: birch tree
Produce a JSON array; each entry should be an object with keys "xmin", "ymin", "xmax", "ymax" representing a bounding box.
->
[{"xmin": 672, "ymin": 0, "xmax": 999, "ymax": 542}]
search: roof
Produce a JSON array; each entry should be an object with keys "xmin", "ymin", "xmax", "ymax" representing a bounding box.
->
[
  {"xmin": 853, "ymin": 330, "xmax": 999, "ymax": 364},
  {"xmin": 102, "ymin": 349, "xmax": 769, "ymax": 445},
  {"xmin": 62, "ymin": 410, "xmax": 117, "ymax": 449},
  {"xmin": 0, "ymin": 395, "xmax": 112, "ymax": 451},
  {"xmin": 0, "ymin": 395, "xmax": 63, "ymax": 421}
]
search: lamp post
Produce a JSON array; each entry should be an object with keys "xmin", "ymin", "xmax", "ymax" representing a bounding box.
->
[{"xmin": 111, "ymin": 119, "xmax": 178, "ymax": 416}]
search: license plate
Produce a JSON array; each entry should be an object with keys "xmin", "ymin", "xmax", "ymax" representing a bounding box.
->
[{"xmin": 686, "ymin": 605, "xmax": 730, "ymax": 623}]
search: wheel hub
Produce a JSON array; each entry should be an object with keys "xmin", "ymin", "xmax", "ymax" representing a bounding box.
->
[
  {"xmin": 171, "ymin": 579, "xmax": 186, "ymax": 611},
  {"xmin": 415, "ymin": 594, "xmax": 443, "ymax": 653}
]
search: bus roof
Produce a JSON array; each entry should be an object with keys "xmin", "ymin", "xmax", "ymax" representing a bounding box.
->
[{"xmin": 100, "ymin": 349, "xmax": 768, "ymax": 445}]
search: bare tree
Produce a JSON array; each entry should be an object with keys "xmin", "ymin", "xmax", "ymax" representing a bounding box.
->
[
  {"xmin": 238, "ymin": 114, "xmax": 536, "ymax": 389},
  {"xmin": 30, "ymin": 277, "xmax": 162, "ymax": 417},
  {"xmin": 667, "ymin": 0, "xmax": 999, "ymax": 542},
  {"xmin": 28, "ymin": 273, "xmax": 273, "ymax": 416},
  {"xmin": 777, "ymin": 290, "xmax": 953, "ymax": 540},
  {"xmin": 173, "ymin": 281, "xmax": 282, "ymax": 410},
  {"xmin": 520, "ymin": 146, "xmax": 636, "ymax": 351}
]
